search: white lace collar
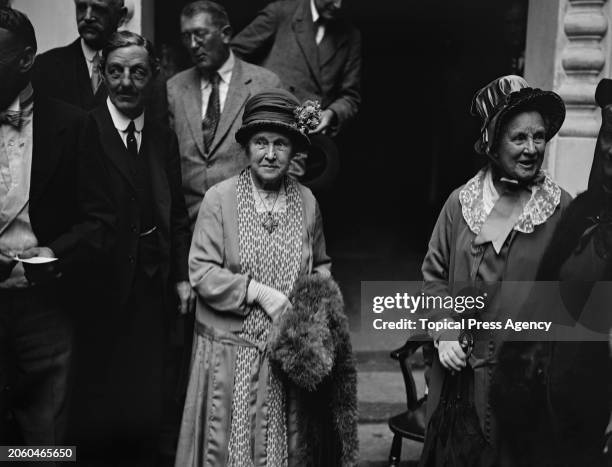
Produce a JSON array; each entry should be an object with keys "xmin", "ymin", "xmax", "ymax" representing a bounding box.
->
[{"xmin": 459, "ymin": 166, "xmax": 562, "ymax": 235}]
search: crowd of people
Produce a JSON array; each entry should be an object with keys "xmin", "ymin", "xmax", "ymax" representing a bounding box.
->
[
  {"xmin": 0, "ymin": 0, "xmax": 359, "ymax": 465},
  {"xmin": 0, "ymin": 0, "xmax": 610, "ymax": 466}
]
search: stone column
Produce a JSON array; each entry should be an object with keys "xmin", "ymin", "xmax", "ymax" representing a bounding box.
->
[
  {"xmin": 121, "ymin": 0, "xmax": 155, "ymax": 40},
  {"xmin": 525, "ymin": 0, "xmax": 610, "ymax": 195}
]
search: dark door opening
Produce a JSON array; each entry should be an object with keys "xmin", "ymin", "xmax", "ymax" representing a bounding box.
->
[{"xmin": 154, "ymin": 0, "xmax": 527, "ymax": 277}]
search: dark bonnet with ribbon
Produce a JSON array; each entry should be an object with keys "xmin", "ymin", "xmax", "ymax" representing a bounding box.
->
[
  {"xmin": 235, "ymin": 89, "xmax": 311, "ymax": 150},
  {"xmin": 471, "ymin": 75, "xmax": 566, "ymax": 157}
]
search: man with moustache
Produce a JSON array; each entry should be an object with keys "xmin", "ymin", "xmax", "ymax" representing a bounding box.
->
[
  {"xmin": 76, "ymin": 30, "xmax": 191, "ymax": 462},
  {"xmin": 231, "ymin": 0, "xmax": 362, "ymax": 137},
  {"xmin": 0, "ymin": 6, "xmax": 112, "ymax": 446},
  {"xmin": 32, "ymin": 0, "xmax": 126, "ymax": 110},
  {"xmin": 167, "ymin": 0, "xmax": 281, "ymax": 226}
]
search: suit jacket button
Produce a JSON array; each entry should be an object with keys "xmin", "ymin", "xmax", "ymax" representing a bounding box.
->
[
  {"xmin": 128, "ymin": 255, "xmax": 135, "ymax": 263},
  {"xmin": 131, "ymin": 225, "xmax": 137, "ymax": 232},
  {"xmin": 206, "ymin": 160, "xmax": 214, "ymax": 168}
]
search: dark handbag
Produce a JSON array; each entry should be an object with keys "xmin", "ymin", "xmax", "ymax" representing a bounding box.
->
[{"xmin": 419, "ymin": 365, "xmax": 495, "ymax": 467}]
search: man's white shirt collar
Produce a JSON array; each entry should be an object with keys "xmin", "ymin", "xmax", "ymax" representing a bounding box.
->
[
  {"xmin": 106, "ymin": 98, "xmax": 144, "ymax": 133},
  {"xmin": 81, "ymin": 39, "xmax": 97, "ymax": 62},
  {"xmin": 310, "ymin": 0, "xmax": 320, "ymax": 23},
  {"xmin": 310, "ymin": 0, "xmax": 326, "ymax": 44},
  {"xmin": 81, "ymin": 39, "xmax": 99, "ymax": 76},
  {"xmin": 6, "ymin": 95, "xmax": 20, "ymax": 113},
  {"xmin": 3, "ymin": 83, "xmax": 33, "ymax": 114},
  {"xmin": 200, "ymin": 51, "xmax": 235, "ymax": 89}
]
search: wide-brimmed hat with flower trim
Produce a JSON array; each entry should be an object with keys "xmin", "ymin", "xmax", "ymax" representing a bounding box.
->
[
  {"xmin": 470, "ymin": 75, "xmax": 566, "ymax": 155},
  {"xmin": 235, "ymin": 89, "xmax": 321, "ymax": 150}
]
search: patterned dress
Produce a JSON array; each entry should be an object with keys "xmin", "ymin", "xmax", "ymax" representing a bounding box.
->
[{"xmin": 227, "ymin": 170, "xmax": 303, "ymax": 466}]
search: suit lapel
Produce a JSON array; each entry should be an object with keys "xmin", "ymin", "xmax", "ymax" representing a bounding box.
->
[
  {"xmin": 181, "ymin": 68, "xmax": 205, "ymax": 157},
  {"xmin": 318, "ymin": 23, "xmax": 348, "ymax": 68},
  {"xmin": 92, "ymin": 106, "xmax": 137, "ymax": 192},
  {"xmin": 142, "ymin": 117, "xmax": 170, "ymax": 231},
  {"xmin": 94, "ymin": 83, "xmax": 108, "ymax": 107},
  {"xmin": 209, "ymin": 59, "xmax": 249, "ymax": 156},
  {"xmin": 292, "ymin": 0, "xmax": 322, "ymax": 91},
  {"xmin": 71, "ymin": 39, "xmax": 96, "ymax": 109},
  {"xmin": 30, "ymin": 96, "xmax": 63, "ymax": 205}
]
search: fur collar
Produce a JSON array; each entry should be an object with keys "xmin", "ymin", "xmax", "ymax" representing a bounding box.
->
[{"xmin": 459, "ymin": 167, "xmax": 562, "ymax": 235}]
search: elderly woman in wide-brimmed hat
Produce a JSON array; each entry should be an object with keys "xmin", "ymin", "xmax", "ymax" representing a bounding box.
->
[
  {"xmin": 175, "ymin": 89, "xmax": 358, "ymax": 467},
  {"xmin": 418, "ymin": 75, "xmax": 572, "ymax": 464}
]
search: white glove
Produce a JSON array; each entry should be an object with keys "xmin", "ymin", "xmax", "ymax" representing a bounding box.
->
[{"xmin": 247, "ymin": 280, "xmax": 291, "ymax": 321}]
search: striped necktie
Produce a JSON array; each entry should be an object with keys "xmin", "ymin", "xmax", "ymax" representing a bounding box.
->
[
  {"xmin": 0, "ymin": 91, "xmax": 34, "ymax": 130},
  {"xmin": 91, "ymin": 52, "xmax": 101, "ymax": 94},
  {"xmin": 202, "ymin": 72, "xmax": 221, "ymax": 152}
]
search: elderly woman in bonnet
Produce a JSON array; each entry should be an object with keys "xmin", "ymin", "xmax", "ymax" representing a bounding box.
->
[
  {"xmin": 174, "ymin": 89, "xmax": 337, "ymax": 466},
  {"xmin": 418, "ymin": 75, "xmax": 572, "ymax": 465}
]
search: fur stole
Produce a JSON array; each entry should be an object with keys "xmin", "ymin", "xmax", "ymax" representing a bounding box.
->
[{"xmin": 268, "ymin": 274, "xmax": 359, "ymax": 467}]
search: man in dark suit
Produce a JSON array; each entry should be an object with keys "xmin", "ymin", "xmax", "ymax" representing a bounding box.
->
[
  {"xmin": 77, "ymin": 30, "xmax": 192, "ymax": 461},
  {"xmin": 31, "ymin": 0, "xmax": 126, "ymax": 111},
  {"xmin": 168, "ymin": 0, "xmax": 281, "ymax": 226},
  {"xmin": 231, "ymin": 0, "xmax": 361, "ymax": 136},
  {"xmin": 0, "ymin": 6, "xmax": 113, "ymax": 446}
]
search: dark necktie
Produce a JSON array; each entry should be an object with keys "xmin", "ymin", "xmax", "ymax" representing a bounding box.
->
[
  {"xmin": 126, "ymin": 120, "xmax": 138, "ymax": 157},
  {"xmin": 202, "ymin": 73, "xmax": 221, "ymax": 152}
]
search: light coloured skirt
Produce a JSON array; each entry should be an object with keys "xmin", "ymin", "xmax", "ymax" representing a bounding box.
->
[{"xmin": 174, "ymin": 322, "xmax": 288, "ymax": 467}]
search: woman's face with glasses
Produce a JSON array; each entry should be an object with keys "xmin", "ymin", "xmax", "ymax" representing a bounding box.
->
[
  {"xmin": 247, "ymin": 130, "xmax": 294, "ymax": 190},
  {"xmin": 180, "ymin": 12, "xmax": 230, "ymax": 75}
]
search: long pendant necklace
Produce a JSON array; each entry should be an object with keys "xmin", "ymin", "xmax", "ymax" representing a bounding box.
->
[
  {"xmin": 262, "ymin": 209, "xmax": 279, "ymax": 234},
  {"xmin": 253, "ymin": 176, "xmax": 282, "ymax": 234}
]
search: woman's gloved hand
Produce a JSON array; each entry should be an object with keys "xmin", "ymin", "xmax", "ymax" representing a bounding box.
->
[{"xmin": 247, "ymin": 280, "xmax": 291, "ymax": 321}]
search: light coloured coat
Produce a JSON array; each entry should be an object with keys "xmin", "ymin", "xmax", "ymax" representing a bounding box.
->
[
  {"xmin": 188, "ymin": 174, "xmax": 331, "ymax": 332},
  {"xmin": 167, "ymin": 58, "xmax": 281, "ymax": 226}
]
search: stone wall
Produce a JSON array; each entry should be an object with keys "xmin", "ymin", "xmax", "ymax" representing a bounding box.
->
[{"xmin": 526, "ymin": 0, "xmax": 610, "ymax": 195}]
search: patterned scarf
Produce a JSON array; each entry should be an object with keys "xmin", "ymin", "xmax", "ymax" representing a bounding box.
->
[
  {"xmin": 237, "ymin": 168, "xmax": 303, "ymax": 303},
  {"xmin": 228, "ymin": 168, "xmax": 303, "ymax": 467}
]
